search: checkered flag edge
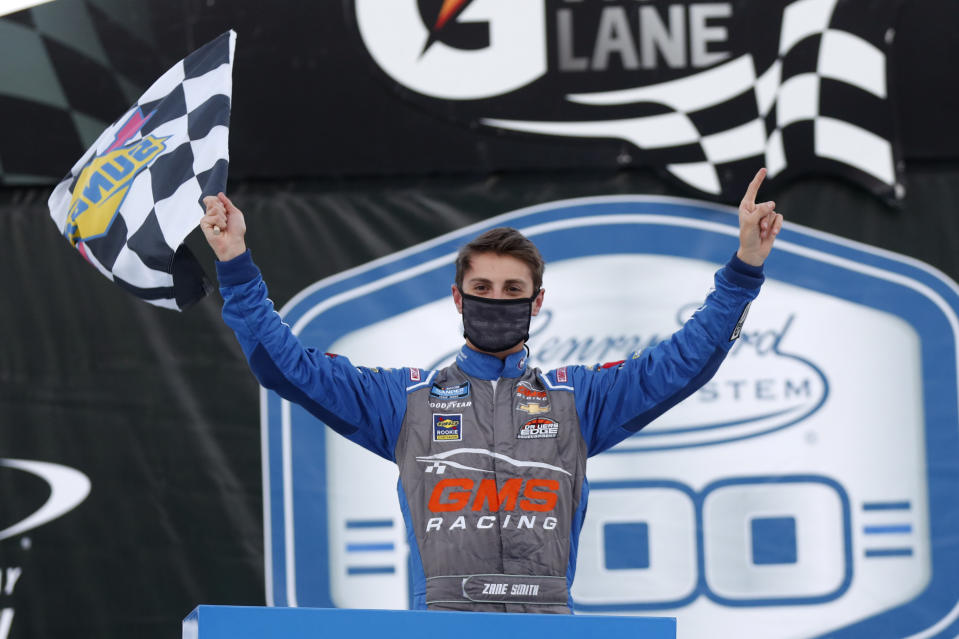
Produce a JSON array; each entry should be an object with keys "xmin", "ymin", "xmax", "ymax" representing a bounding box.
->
[
  {"xmin": 760, "ymin": 0, "xmax": 897, "ymax": 188},
  {"xmin": 48, "ymin": 30, "xmax": 235, "ymax": 310},
  {"xmin": 482, "ymin": 0, "xmax": 900, "ymax": 203}
]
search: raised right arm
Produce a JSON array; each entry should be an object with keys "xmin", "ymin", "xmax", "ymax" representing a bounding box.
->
[{"xmin": 203, "ymin": 196, "xmax": 412, "ymax": 461}]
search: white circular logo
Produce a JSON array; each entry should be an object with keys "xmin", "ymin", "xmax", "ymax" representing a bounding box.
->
[
  {"xmin": 355, "ymin": 0, "xmax": 547, "ymax": 100},
  {"xmin": 0, "ymin": 458, "xmax": 91, "ymax": 541}
]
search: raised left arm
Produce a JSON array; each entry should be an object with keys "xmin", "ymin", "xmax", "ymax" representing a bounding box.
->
[{"xmin": 553, "ymin": 170, "xmax": 776, "ymax": 456}]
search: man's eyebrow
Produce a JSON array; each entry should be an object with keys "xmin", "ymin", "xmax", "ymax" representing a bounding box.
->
[{"xmin": 466, "ymin": 277, "xmax": 528, "ymax": 288}]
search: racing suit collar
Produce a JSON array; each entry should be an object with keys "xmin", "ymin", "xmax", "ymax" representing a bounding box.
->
[{"xmin": 455, "ymin": 344, "xmax": 528, "ymax": 380}]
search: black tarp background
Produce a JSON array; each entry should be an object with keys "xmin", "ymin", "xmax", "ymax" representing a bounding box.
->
[
  {"xmin": 2, "ymin": 0, "xmax": 959, "ymax": 637},
  {"xmin": 3, "ymin": 163, "xmax": 959, "ymax": 637}
]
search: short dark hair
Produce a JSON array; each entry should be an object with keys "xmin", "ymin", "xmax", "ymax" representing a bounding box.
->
[{"xmin": 455, "ymin": 227, "xmax": 545, "ymax": 292}]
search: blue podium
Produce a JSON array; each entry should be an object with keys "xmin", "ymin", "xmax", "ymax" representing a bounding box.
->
[{"xmin": 183, "ymin": 606, "xmax": 676, "ymax": 639}]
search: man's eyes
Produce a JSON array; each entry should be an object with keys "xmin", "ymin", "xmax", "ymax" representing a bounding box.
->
[{"xmin": 469, "ymin": 284, "xmax": 525, "ymax": 295}]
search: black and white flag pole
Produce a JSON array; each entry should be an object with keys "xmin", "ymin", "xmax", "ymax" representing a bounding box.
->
[{"xmin": 48, "ymin": 30, "xmax": 236, "ymax": 311}]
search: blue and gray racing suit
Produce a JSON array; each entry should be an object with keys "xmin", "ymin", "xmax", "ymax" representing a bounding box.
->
[{"xmin": 216, "ymin": 251, "xmax": 764, "ymax": 613}]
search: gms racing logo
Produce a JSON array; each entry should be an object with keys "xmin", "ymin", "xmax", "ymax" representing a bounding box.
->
[
  {"xmin": 424, "ymin": 476, "xmax": 562, "ymax": 533},
  {"xmin": 417, "ymin": 448, "xmax": 569, "ymax": 533},
  {"xmin": 352, "ymin": 0, "xmax": 901, "ymax": 202},
  {"xmin": 63, "ymin": 109, "xmax": 168, "ymax": 253}
]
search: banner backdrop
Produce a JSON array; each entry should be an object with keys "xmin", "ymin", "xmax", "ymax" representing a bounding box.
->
[
  {"xmin": 0, "ymin": 0, "xmax": 957, "ymax": 199},
  {"xmin": 353, "ymin": 0, "xmax": 906, "ymax": 202},
  {"xmin": 1, "ymin": 3, "xmax": 958, "ymax": 634},
  {"xmin": 4, "ymin": 166, "xmax": 959, "ymax": 638},
  {"xmin": 263, "ymin": 195, "xmax": 959, "ymax": 638}
]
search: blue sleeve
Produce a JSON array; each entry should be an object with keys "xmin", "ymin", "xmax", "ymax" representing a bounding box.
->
[
  {"xmin": 546, "ymin": 254, "xmax": 764, "ymax": 457},
  {"xmin": 216, "ymin": 250, "xmax": 410, "ymax": 462}
]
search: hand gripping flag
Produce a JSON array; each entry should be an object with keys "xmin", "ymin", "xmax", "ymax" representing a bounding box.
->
[{"xmin": 48, "ymin": 30, "xmax": 236, "ymax": 310}]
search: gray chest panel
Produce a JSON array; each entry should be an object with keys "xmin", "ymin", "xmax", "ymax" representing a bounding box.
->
[{"xmin": 394, "ymin": 364, "xmax": 587, "ymax": 608}]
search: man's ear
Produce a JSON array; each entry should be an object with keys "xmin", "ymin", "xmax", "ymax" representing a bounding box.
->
[
  {"xmin": 531, "ymin": 288, "xmax": 545, "ymax": 316},
  {"xmin": 451, "ymin": 284, "xmax": 463, "ymax": 314}
]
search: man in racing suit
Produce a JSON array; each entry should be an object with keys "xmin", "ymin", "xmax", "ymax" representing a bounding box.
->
[{"xmin": 201, "ymin": 169, "xmax": 783, "ymax": 613}]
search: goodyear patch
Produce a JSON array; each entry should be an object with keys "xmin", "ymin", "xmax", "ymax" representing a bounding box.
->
[
  {"xmin": 429, "ymin": 399, "xmax": 472, "ymax": 410},
  {"xmin": 433, "ymin": 414, "xmax": 463, "ymax": 442},
  {"xmin": 430, "ymin": 381, "xmax": 470, "ymax": 399},
  {"xmin": 518, "ymin": 418, "xmax": 559, "ymax": 439}
]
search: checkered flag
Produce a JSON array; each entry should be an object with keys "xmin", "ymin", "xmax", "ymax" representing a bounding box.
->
[
  {"xmin": 483, "ymin": 0, "xmax": 901, "ymax": 204},
  {"xmin": 48, "ymin": 30, "xmax": 236, "ymax": 310}
]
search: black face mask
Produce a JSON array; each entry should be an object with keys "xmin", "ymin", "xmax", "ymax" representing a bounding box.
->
[{"xmin": 461, "ymin": 291, "xmax": 539, "ymax": 353}]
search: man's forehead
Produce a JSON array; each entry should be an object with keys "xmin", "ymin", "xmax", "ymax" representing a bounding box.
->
[{"xmin": 464, "ymin": 252, "xmax": 534, "ymax": 283}]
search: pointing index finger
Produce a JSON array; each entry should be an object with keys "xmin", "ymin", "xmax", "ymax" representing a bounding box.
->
[{"xmin": 742, "ymin": 167, "xmax": 767, "ymax": 209}]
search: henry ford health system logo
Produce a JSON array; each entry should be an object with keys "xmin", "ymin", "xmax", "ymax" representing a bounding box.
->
[{"xmin": 262, "ymin": 196, "xmax": 959, "ymax": 638}]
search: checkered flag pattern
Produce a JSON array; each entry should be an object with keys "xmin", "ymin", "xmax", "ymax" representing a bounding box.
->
[
  {"xmin": 484, "ymin": 0, "xmax": 901, "ymax": 204},
  {"xmin": 48, "ymin": 30, "xmax": 236, "ymax": 310}
]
